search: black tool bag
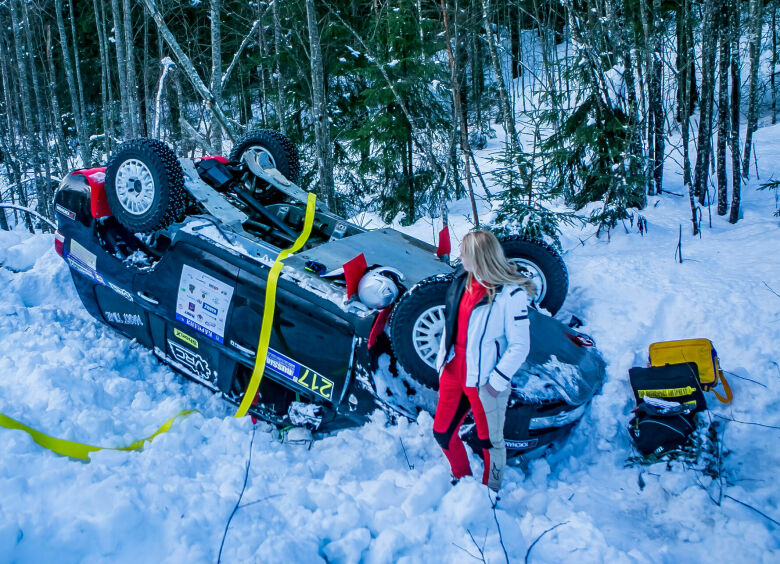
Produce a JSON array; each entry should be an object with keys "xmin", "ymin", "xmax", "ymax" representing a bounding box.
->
[{"xmin": 627, "ymin": 363, "xmax": 707, "ymax": 457}]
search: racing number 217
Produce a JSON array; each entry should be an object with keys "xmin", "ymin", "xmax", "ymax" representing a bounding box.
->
[{"xmin": 296, "ymin": 369, "xmax": 333, "ymax": 400}]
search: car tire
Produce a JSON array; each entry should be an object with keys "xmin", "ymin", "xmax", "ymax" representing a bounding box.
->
[
  {"xmin": 388, "ymin": 274, "xmax": 453, "ymax": 391},
  {"xmin": 229, "ymin": 129, "xmax": 300, "ymax": 184},
  {"xmin": 499, "ymin": 235, "xmax": 568, "ymax": 315},
  {"xmin": 104, "ymin": 138, "xmax": 186, "ymax": 233}
]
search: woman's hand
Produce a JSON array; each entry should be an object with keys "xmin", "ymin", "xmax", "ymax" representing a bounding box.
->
[{"xmin": 484, "ymin": 381, "xmax": 500, "ymax": 397}]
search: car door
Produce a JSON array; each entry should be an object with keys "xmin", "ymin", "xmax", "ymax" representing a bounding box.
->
[
  {"xmin": 133, "ymin": 237, "xmax": 241, "ymax": 393},
  {"xmin": 227, "ymin": 263, "xmax": 356, "ymax": 406}
]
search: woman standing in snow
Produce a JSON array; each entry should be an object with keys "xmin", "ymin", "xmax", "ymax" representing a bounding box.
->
[{"xmin": 433, "ymin": 230, "xmax": 535, "ymax": 492}]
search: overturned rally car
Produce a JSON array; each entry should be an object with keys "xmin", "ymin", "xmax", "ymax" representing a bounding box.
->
[{"xmin": 53, "ymin": 130, "xmax": 605, "ymax": 461}]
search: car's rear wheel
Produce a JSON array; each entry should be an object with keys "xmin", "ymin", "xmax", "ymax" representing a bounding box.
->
[
  {"xmin": 229, "ymin": 129, "xmax": 300, "ymax": 184},
  {"xmin": 104, "ymin": 138, "xmax": 186, "ymax": 233}
]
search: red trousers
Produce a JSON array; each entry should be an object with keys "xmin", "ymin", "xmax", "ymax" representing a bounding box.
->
[{"xmin": 432, "ymin": 344, "xmax": 493, "ymax": 484}]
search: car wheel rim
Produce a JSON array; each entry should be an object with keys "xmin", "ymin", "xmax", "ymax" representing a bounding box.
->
[
  {"xmin": 412, "ymin": 305, "xmax": 445, "ymax": 369},
  {"xmin": 509, "ymin": 258, "xmax": 547, "ymax": 304},
  {"xmin": 243, "ymin": 145, "xmax": 277, "ymax": 169},
  {"xmin": 115, "ymin": 159, "xmax": 156, "ymax": 216}
]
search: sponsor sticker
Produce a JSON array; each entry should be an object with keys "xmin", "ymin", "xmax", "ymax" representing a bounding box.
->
[
  {"xmin": 65, "ymin": 254, "xmax": 105, "ymax": 285},
  {"xmin": 175, "ymin": 265, "xmax": 233, "ymax": 344},
  {"xmin": 264, "ymin": 349, "xmax": 334, "ymax": 401},
  {"xmin": 64, "ymin": 248, "xmax": 135, "ymax": 306},
  {"xmin": 107, "ymin": 281, "xmax": 134, "ymax": 302},
  {"xmin": 505, "ymin": 438, "xmax": 539, "ymax": 450},
  {"xmin": 168, "ymin": 339, "xmax": 213, "ymax": 383},
  {"xmin": 69, "ymin": 239, "xmax": 97, "ymax": 270},
  {"xmin": 174, "ymin": 328, "xmax": 198, "ymax": 349},
  {"xmin": 55, "ymin": 204, "xmax": 76, "ymax": 221}
]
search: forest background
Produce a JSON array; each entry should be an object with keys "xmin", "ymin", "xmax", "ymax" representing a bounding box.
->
[{"xmin": 0, "ymin": 0, "xmax": 778, "ymax": 242}]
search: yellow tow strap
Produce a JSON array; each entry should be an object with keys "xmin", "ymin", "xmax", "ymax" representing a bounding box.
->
[
  {"xmin": 0, "ymin": 193, "xmax": 316, "ymax": 458},
  {"xmin": 235, "ymin": 192, "xmax": 317, "ymax": 417},
  {"xmin": 0, "ymin": 410, "xmax": 198, "ymax": 461}
]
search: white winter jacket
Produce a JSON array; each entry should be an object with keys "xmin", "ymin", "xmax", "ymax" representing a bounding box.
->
[{"xmin": 435, "ymin": 277, "xmax": 531, "ymax": 392}]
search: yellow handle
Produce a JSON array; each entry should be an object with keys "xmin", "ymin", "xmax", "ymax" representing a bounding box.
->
[
  {"xmin": 234, "ymin": 193, "xmax": 317, "ymax": 417},
  {"xmin": 712, "ymin": 370, "xmax": 734, "ymax": 404}
]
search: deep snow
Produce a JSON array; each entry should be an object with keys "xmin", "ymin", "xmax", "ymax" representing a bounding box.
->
[{"xmin": 1, "ymin": 123, "xmax": 779, "ymax": 562}]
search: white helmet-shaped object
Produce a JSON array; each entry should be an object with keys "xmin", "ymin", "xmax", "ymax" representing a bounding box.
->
[{"xmin": 357, "ymin": 268, "xmax": 403, "ymax": 309}]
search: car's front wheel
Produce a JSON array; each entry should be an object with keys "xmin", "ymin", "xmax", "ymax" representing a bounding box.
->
[
  {"xmin": 388, "ymin": 275, "xmax": 452, "ymax": 391},
  {"xmin": 499, "ymin": 235, "xmax": 568, "ymax": 315}
]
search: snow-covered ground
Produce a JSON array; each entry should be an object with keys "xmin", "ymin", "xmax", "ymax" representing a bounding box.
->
[{"xmin": 1, "ymin": 120, "xmax": 779, "ymax": 562}]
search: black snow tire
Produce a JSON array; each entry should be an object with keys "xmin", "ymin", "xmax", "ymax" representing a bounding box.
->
[
  {"xmin": 229, "ymin": 129, "xmax": 300, "ymax": 184},
  {"xmin": 104, "ymin": 138, "xmax": 186, "ymax": 233},
  {"xmin": 388, "ymin": 274, "xmax": 453, "ymax": 392},
  {"xmin": 499, "ymin": 235, "xmax": 568, "ymax": 314}
]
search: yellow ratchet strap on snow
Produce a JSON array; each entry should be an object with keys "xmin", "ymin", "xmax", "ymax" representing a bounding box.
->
[
  {"xmin": 235, "ymin": 192, "xmax": 317, "ymax": 418},
  {"xmin": 0, "ymin": 409, "xmax": 198, "ymax": 461}
]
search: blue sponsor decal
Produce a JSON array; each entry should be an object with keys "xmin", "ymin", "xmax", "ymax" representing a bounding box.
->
[
  {"xmin": 261, "ymin": 348, "xmax": 334, "ymax": 401},
  {"xmin": 203, "ymin": 302, "xmax": 218, "ymax": 315},
  {"xmin": 266, "ymin": 349, "xmax": 300, "ymax": 379},
  {"xmin": 175, "ymin": 313, "xmax": 224, "ymax": 344},
  {"xmin": 65, "ymin": 252, "xmax": 105, "ymax": 285},
  {"xmin": 64, "ymin": 251, "xmax": 135, "ymax": 302}
]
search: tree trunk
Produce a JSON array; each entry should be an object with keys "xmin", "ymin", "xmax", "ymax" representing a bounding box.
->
[
  {"xmin": 210, "ymin": 0, "xmax": 223, "ymax": 153},
  {"xmin": 717, "ymin": 0, "xmax": 731, "ymax": 216},
  {"xmin": 10, "ymin": 0, "xmax": 45, "ymax": 226},
  {"xmin": 124, "ymin": 0, "xmax": 141, "ymax": 137},
  {"xmin": 69, "ymin": 0, "xmax": 91, "ymax": 153},
  {"xmin": 305, "ymin": 0, "xmax": 336, "ymax": 209},
  {"xmin": 139, "ymin": 0, "xmax": 234, "ymax": 141},
  {"xmin": 680, "ymin": 1, "xmax": 698, "ymax": 235},
  {"xmin": 694, "ymin": 0, "xmax": 717, "ymax": 205},
  {"xmin": 95, "ymin": 0, "xmax": 114, "ymax": 156},
  {"xmin": 441, "ymin": 0, "xmax": 479, "ymax": 227},
  {"xmin": 55, "ymin": 0, "xmax": 90, "ymax": 167},
  {"xmin": 773, "ymin": 0, "xmax": 778, "ymax": 124},
  {"xmin": 20, "ymin": 0, "xmax": 55, "ymax": 220},
  {"xmin": 45, "ymin": 26, "xmax": 70, "ymax": 175},
  {"xmin": 741, "ymin": 0, "xmax": 764, "ymax": 180},
  {"xmin": 111, "ymin": 0, "xmax": 132, "ymax": 137},
  {"xmin": 0, "ymin": 39, "xmax": 33, "ymax": 232},
  {"xmin": 272, "ymin": 0, "xmax": 286, "ymax": 134},
  {"xmin": 651, "ymin": 0, "xmax": 664, "ymax": 195},
  {"xmin": 729, "ymin": 0, "xmax": 743, "ymax": 223},
  {"xmin": 482, "ymin": 0, "xmax": 517, "ymax": 148}
]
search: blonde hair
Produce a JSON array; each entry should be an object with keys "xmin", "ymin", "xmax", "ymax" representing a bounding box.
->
[{"xmin": 461, "ymin": 230, "xmax": 537, "ymax": 302}]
